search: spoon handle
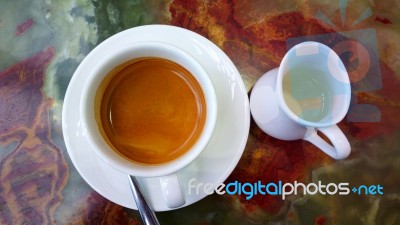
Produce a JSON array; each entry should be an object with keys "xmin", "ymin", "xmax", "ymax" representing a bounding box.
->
[{"xmin": 128, "ymin": 175, "xmax": 160, "ymax": 225}]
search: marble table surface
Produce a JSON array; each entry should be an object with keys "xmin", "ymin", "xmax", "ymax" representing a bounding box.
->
[{"xmin": 1, "ymin": 0, "xmax": 399, "ymax": 224}]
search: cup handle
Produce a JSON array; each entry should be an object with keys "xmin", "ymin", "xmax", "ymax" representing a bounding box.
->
[
  {"xmin": 159, "ymin": 173, "xmax": 186, "ymax": 208},
  {"xmin": 303, "ymin": 125, "xmax": 351, "ymax": 160}
]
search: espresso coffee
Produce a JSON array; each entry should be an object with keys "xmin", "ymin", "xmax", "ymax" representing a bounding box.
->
[{"xmin": 95, "ymin": 57, "xmax": 207, "ymax": 164}]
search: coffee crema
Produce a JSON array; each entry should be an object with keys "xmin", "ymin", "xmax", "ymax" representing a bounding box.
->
[{"xmin": 95, "ymin": 57, "xmax": 206, "ymax": 164}]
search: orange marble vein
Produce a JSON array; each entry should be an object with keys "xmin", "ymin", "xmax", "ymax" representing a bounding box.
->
[{"xmin": 0, "ymin": 47, "xmax": 69, "ymax": 225}]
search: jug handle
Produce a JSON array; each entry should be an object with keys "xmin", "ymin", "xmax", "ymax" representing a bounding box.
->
[{"xmin": 303, "ymin": 125, "xmax": 351, "ymax": 160}]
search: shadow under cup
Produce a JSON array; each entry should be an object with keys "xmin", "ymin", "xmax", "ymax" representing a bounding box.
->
[
  {"xmin": 80, "ymin": 42, "xmax": 217, "ymax": 177},
  {"xmin": 278, "ymin": 42, "xmax": 351, "ymax": 127}
]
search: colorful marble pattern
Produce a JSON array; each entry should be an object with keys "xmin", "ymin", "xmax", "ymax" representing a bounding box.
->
[{"xmin": 0, "ymin": 0, "xmax": 399, "ymax": 224}]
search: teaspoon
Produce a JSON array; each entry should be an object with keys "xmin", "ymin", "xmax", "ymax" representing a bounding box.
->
[{"xmin": 128, "ymin": 175, "xmax": 160, "ymax": 225}]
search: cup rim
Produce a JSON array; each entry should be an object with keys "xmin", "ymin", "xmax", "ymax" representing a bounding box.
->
[
  {"xmin": 80, "ymin": 41, "xmax": 217, "ymax": 177},
  {"xmin": 276, "ymin": 41, "xmax": 351, "ymax": 127}
]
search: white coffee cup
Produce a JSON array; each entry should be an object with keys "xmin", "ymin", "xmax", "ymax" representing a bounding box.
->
[
  {"xmin": 250, "ymin": 41, "xmax": 351, "ymax": 159},
  {"xmin": 79, "ymin": 41, "xmax": 217, "ymax": 208}
]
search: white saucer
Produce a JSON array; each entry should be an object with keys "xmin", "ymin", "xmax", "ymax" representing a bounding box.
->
[{"xmin": 62, "ymin": 25, "xmax": 250, "ymax": 211}]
